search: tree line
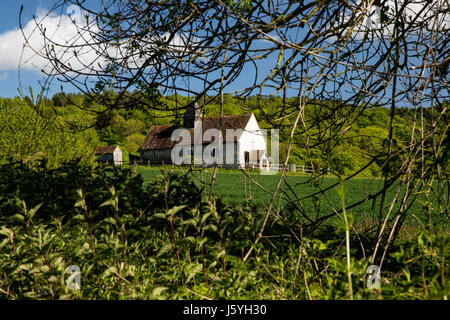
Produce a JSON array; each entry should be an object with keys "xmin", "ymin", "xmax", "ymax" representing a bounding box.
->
[{"xmin": 2, "ymin": 91, "xmax": 446, "ymax": 178}]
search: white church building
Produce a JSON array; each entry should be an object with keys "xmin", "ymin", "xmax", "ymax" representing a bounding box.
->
[{"xmin": 140, "ymin": 103, "xmax": 270, "ymax": 168}]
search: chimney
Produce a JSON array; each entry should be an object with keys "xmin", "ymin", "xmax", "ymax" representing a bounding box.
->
[{"xmin": 183, "ymin": 102, "xmax": 203, "ymax": 128}]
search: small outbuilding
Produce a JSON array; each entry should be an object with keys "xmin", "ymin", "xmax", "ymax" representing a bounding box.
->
[{"xmin": 95, "ymin": 145, "xmax": 122, "ymax": 165}]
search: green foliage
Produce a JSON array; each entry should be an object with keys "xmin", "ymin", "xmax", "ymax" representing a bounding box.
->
[
  {"xmin": 0, "ymin": 97, "xmax": 95, "ymax": 167},
  {"xmin": 2, "ymin": 92, "xmax": 431, "ymax": 177},
  {"xmin": 124, "ymin": 133, "xmax": 146, "ymax": 156},
  {"xmin": 330, "ymin": 151, "xmax": 358, "ymax": 176},
  {"xmin": 0, "ymin": 161, "xmax": 447, "ymax": 299},
  {"xmin": 110, "ymin": 114, "xmax": 144, "ymax": 137}
]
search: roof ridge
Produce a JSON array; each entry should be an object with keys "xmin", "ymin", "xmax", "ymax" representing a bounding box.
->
[
  {"xmin": 205, "ymin": 113, "xmax": 252, "ymax": 118},
  {"xmin": 206, "ymin": 113, "xmax": 252, "ymax": 116},
  {"xmin": 95, "ymin": 145, "xmax": 119, "ymax": 154},
  {"xmin": 140, "ymin": 113, "xmax": 255, "ymax": 151},
  {"xmin": 146, "ymin": 113, "xmax": 253, "ymax": 128}
]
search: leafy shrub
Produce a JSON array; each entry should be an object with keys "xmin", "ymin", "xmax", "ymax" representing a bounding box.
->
[{"xmin": 0, "ymin": 161, "xmax": 448, "ymax": 299}]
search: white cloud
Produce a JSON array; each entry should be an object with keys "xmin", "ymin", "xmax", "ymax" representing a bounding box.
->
[
  {"xmin": 349, "ymin": 0, "xmax": 449, "ymax": 39},
  {"xmin": 0, "ymin": 72, "xmax": 8, "ymax": 81},
  {"xmin": 0, "ymin": 26, "xmax": 26, "ymax": 70},
  {"xmin": 0, "ymin": 5, "xmax": 202, "ymax": 77},
  {"xmin": 0, "ymin": 7, "xmax": 104, "ymax": 73}
]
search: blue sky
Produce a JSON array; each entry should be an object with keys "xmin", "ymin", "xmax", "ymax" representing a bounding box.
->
[
  {"xmin": 0, "ymin": 0, "xmax": 279, "ymax": 99},
  {"xmin": 0, "ymin": 1, "xmax": 55, "ymax": 97},
  {"xmin": 0, "ymin": 1, "xmax": 446, "ymax": 106},
  {"xmin": 0, "ymin": 1, "xmax": 106, "ymax": 98},
  {"xmin": 0, "ymin": 0, "xmax": 283, "ymax": 100}
]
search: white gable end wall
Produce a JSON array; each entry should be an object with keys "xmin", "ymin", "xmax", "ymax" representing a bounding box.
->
[
  {"xmin": 113, "ymin": 147, "xmax": 123, "ymax": 165},
  {"xmin": 237, "ymin": 113, "xmax": 267, "ymax": 165}
]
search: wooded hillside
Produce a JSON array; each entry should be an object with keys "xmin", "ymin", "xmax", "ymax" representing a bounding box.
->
[{"xmin": 1, "ymin": 92, "xmax": 447, "ymax": 177}]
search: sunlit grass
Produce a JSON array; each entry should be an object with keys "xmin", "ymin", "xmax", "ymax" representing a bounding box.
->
[{"xmin": 137, "ymin": 166, "xmax": 448, "ymax": 229}]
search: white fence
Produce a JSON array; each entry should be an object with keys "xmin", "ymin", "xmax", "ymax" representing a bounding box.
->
[
  {"xmin": 247, "ymin": 163, "xmax": 316, "ymax": 172},
  {"xmin": 105, "ymin": 160, "xmax": 320, "ymax": 173}
]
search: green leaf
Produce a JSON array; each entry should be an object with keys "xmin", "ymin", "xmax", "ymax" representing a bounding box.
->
[
  {"xmin": 180, "ymin": 218, "xmax": 197, "ymax": 227},
  {"xmin": 103, "ymin": 217, "xmax": 116, "ymax": 225},
  {"xmin": 200, "ymin": 212, "xmax": 212, "ymax": 225},
  {"xmin": 77, "ymin": 242, "xmax": 91, "ymax": 255},
  {"xmin": 100, "ymin": 199, "xmax": 115, "ymax": 208},
  {"xmin": 166, "ymin": 205, "xmax": 187, "ymax": 217},
  {"xmin": 157, "ymin": 243, "xmax": 173, "ymax": 257},
  {"xmin": 11, "ymin": 214, "xmax": 25, "ymax": 222},
  {"xmin": 402, "ymin": 268, "xmax": 411, "ymax": 282},
  {"xmin": 314, "ymin": 240, "xmax": 327, "ymax": 251},
  {"xmin": 13, "ymin": 263, "xmax": 33, "ymax": 274},
  {"xmin": 0, "ymin": 238, "xmax": 10, "ymax": 249},
  {"xmin": 38, "ymin": 265, "xmax": 50, "ymax": 273},
  {"xmin": 216, "ymin": 249, "xmax": 226, "ymax": 259},
  {"xmin": 392, "ymin": 247, "xmax": 405, "ymax": 263},
  {"xmin": 203, "ymin": 224, "xmax": 217, "ymax": 232},
  {"xmin": 23, "ymin": 292, "xmax": 38, "ymax": 299},
  {"xmin": 197, "ymin": 237, "xmax": 208, "ymax": 250},
  {"xmin": 152, "ymin": 213, "xmax": 166, "ymax": 220},
  {"xmin": 28, "ymin": 203, "xmax": 43, "ymax": 219},
  {"xmin": 73, "ymin": 214, "xmax": 86, "ymax": 221},
  {"xmin": 185, "ymin": 263, "xmax": 202, "ymax": 283},
  {"xmin": 208, "ymin": 273, "xmax": 220, "ymax": 282},
  {"xmin": 152, "ymin": 287, "xmax": 168, "ymax": 296},
  {"xmin": 74, "ymin": 200, "xmax": 85, "ymax": 208},
  {"xmin": 417, "ymin": 231, "xmax": 427, "ymax": 247},
  {"xmin": 178, "ymin": 236, "xmax": 196, "ymax": 247},
  {"xmin": 108, "ymin": 186, "xmax": 116, "ymax": 195},
  {"xmin": 0, "ymin": 227, "xmax": 13, "ymax": 238}
]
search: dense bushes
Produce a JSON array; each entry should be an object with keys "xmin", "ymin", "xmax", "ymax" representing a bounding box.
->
[{"xmin": 0, "ymin": 161, "xmax": 448, "ymax": 299}]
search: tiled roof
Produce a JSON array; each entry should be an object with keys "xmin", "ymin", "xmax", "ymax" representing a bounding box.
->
[
  {"xmin": 140, "ymin": 125, "xmax": 179, "ymax": 151},
  {"xmin": 140, "ymin": 114, "xmax": 253, "ymax": 151},
  {"xmin": 95, "ymin": 145, "xmax": 118, "ymax": 155}
]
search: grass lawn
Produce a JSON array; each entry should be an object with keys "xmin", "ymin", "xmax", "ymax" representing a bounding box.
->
[{"xmin": 136, "ymin": 166, "xmax": 448, "ymax": 229}]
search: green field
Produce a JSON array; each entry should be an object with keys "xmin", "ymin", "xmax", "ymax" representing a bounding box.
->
[{"xmin": 137, "ymin": 167, "xmax": 447, "ymax": 228}]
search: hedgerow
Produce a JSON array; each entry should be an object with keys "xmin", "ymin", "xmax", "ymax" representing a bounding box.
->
[{"xmin": 0, "ymin": 161, "xmax": 448, "ymax": 299}]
